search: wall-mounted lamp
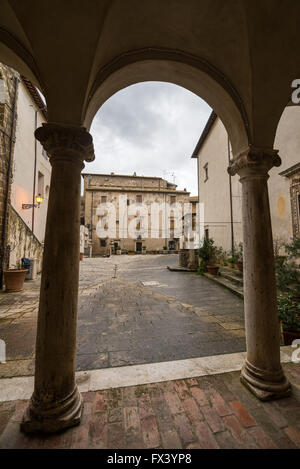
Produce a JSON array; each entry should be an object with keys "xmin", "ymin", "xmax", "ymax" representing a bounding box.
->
[{"xmin": 22, "ymin": 194, "xmax": 43, "ymax": 210}]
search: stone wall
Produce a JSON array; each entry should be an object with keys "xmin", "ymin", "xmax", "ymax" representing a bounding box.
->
[
  {"xmin": 0, "ymin": 64, "xmax": 19, "ymax": 277},
  {"xmin": 7, "ymin": 205, "xmax": 43, "ymax": 272}
]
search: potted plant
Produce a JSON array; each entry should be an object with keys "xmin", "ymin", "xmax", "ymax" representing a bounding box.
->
[
  {"xmin": 3, "ymin": 262, "xmax": 28, "ymax": 292},
  {"xmin": 278, "ymin": 293, "xmax": 300, "ymax": 345},
  {"xmin": 235, "ymin": 242, "xmax": 243, "ymax": 272},
  {"xmin": 142, "ymin": 246, "xmax": 147, "ymax": 254},
  {"xmin": 198, "ymin": 237, "xmax": 219, "ymax": 275},
  {"xmin": 163, "ymin": 246, "xmax": 168, "ymax": 254},
  {"xmin": 151, "ymin": 249, "xmax": 157, "ymax": 255},
  {"xmin": 127, "ymin": 249, "xmax": 135, "ymax": 255},
  {"xmin": 116, "ymin": 246, "xmax": 121, "ymax": 255}
]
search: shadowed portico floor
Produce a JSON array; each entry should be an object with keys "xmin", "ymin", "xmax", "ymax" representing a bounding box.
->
[{"xmin": 0, "ymin": 363, "xmax": 299, "ymax": 449}]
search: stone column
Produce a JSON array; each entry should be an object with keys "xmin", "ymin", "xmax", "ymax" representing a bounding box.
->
[
  {"xmin": 21, "ymin": 123, "xmax": 94, "ymax": 433},
  {"xmin": 228, "ymin": 146, "xmax": 290, "ymax": 401}
]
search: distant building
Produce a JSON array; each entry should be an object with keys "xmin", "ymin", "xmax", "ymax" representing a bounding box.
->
[
  {"xmin": 82, "ymin": 173, "xmax": 191, "ymax": 256},
  {"xmin": 192, "ymin": 108, "xmax": 300, "ymax": 254}
]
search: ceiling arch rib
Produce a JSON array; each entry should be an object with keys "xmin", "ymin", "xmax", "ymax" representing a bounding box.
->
[{"xmin": 84, "ymin": 49, "xmax": 250, "ymax": 156}]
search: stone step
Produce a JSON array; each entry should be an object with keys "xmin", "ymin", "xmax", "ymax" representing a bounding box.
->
[
  {"xmin": 221, "ymin": 266, "xmax": 243, "ymax": 278},
  {"xmin": 204, "ymin": 272, "xmax": 244, "ymax": 299},
  {"xmin": 220, "ymin": 270, "xmax": 244, "ymax": 288}
]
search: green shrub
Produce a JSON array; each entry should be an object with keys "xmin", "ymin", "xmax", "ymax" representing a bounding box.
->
[
  {"xmin": 198, "ymin": 238, "xmax": 217, "ymax": 271},
  {"xmin": 278, "ymin": 293, "xmax": 300, "ymax": 332}
]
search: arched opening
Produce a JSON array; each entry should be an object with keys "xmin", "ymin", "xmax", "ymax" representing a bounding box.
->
[
  {"xmin": 84, "ymin": 53, "xmax": 250, "ymax": 157},
  {"xmin": 78, "ymin": 80, "xmax": 247, "ymax": 372}
]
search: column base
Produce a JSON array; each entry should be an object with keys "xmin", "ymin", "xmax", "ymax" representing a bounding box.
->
[
  {"xmin": 240, "ymin": 360, "xmax": 291, "ymax": 401},
  {"xmin": 21, "ymin": 386, "xmax": 83, "ymax": 434}
]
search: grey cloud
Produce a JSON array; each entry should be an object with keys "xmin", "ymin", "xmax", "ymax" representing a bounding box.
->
[{"xmin": 88, "ymin": 82, "xmax": 211, "ymax": 195}]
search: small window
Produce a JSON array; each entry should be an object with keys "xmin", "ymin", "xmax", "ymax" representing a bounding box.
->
[
  {"xmin": 205, "ymin": 228, "xmax": 209, "ymax": 239},
  {"xmin": 136, "ymin": 221, "xmax": 141, "ymax": 231},
  {"xmin": 136, "ymin": 195, "xmax": 142, "ymax": 203},
  {"xmin": 38, "ymin": 171, "xmax": 44, "ymax": 198},
  {"xmin": 100, "ymin": 239, "xmax": 106, "ymax": 247},
  {"xmin": 170, "ymin": 218, "xmax": 175, "ymax": 230},
  {"xmin": 101, "ymin": 195, "xmax": 107, "ymax": 203},
  {"xmin": 42, "ymin": 148, "xmax": 49, "ymax": 160},
  {"xmin": 127, "ymin": 199, "xmax": 130, "ymax": 206},
  {"xmin": 204, "ymin": 163, "xmax": 208, "ymax": 182},
  {"xmin": 170, "ymin": 196, "xmax": 176, "ymax": 204}
]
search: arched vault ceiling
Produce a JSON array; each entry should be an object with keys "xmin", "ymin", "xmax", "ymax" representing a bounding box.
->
[{"xmin": 0, "ymin": 0, "xmax": 299, "ymax": 152}]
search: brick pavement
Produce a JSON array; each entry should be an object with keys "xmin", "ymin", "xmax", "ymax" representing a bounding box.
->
[{"xmin": 0, "ymin": 363, "xmax": 299, "ymax": 449}]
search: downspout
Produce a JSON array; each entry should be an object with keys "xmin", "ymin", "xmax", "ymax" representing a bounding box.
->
[
  {"xmin": 0, "ymin": 75, "xmax": 19, "ymax": 288},
  {"xmin": 197, "ymin": 152, "xmax": 201, "ymax": 247},
  {"xmin": 90, "ymin": 190, "xmax": 94, "ymax": 257},
  {"xmin": 32, "ymin": 109, "xmax": 38, "ymax": 233},
  {"xmin": 228, "ymin": 135, "xmax": 234, "ymax": 257}
]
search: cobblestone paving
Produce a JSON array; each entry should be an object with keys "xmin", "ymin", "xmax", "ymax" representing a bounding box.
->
[
  {"xmin": 0, "ymin": 255, "xmax": 245, "ymax": 378},
  {"xmin": 0, "ymin": 363, "xmax": 299, "ymax": 449}
]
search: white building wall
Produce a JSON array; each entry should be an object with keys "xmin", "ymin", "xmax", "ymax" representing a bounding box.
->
[
  {"xmin": 196, "ymin": 106, "xmax": 299, "ymax": 252},
  {"xmin": 10, "ymin": 81, "xmax": 51, "ymax": 243}
]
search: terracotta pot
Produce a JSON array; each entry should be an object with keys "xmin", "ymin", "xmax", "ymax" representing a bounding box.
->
[
  {"xmin": 128, "ymin": 252, "xmax": 135, "ymax": 255},
  {"xmin": 80, "ymin": 252, "xmax": 84, "ymax": 261},
  {"xmin": 282, "ymin": 329, "xmax": 300, "ymax": 346},
  {"xmin": 235, "ymin": 261, "xmax": 243, "ymax": 272},
  {"xmin": 207, "ymin": 265, "xmax": 219, "ymax": 275},
  {"xmin": 3, "ymin": 269, "xmax": 28, "ymax": 292}
]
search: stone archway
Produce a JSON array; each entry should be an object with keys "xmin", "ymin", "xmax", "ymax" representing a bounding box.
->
[{"xmin": 0, "ymin": 0, "xmax": 298, "ymax": 433}]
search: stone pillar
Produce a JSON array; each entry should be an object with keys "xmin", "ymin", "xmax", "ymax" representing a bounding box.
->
[
  {"xmin": 228, "ymin": 146, "xmax": 290, "ymax": 401},
  {"xmin": 21, "ymin": 123, "xmax": 94, "ymax": 433}
]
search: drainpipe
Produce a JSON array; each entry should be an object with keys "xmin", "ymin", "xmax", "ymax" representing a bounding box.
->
[
  {"xmin": 90, "ymin": 190, "xmax": 94, "ymax": 257},
  {"xmin": 32, "ymin": 109, "xmax": 38, "ymax": 233},
  {"xmin": 228, "ymin": 135, "xmax": 234, "ymax": 257},
  {"xmin": 0, "ymin": 75, "xmax": 19, "ymax": 289}
]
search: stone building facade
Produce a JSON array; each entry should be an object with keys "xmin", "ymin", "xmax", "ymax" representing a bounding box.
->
[
  {"xmin": 83, "ymin": 173, "xmax": 191, "ymax": 256},
  {"xmin": 0, "ymin": 63, "xmax": 19, "ymax": 284},
  {"xmin": 192, "ymin": 106, "xmax": 300, "ymax": 254}
]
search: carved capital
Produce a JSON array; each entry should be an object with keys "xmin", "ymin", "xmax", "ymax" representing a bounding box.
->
[
  {"xmin": 35, "ymin": 123, "xmax": 95, "ymax": 165},
  {"xmin": 228, "ymin": 146, "xmax": 281, "ymax": 178}
]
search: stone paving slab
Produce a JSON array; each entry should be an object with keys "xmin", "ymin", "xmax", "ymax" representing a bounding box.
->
[
  {"xmin": 0, "ymin": 363, "xmax": 299, "ymax": 449},
  {"xmin": 0, "ymin": 256, "xmax": 246, "ymax": 379}
]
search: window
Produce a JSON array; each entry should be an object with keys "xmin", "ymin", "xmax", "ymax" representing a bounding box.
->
[
  {"xmin": 100, "ymin": 239, "xmax": 106, "ymax": 247},
  {"xmin": 204, "ymin": 163, "xmax": 208, "ymax": 182},
  {"xmin": 101, "ymin": 195, "xmax": 107, "ymax": 203},
  {"xmin": 38, "ymin": 171, "xmax": 44, "ymax": 198},
  {"xmin": 42, "ymin": 148, "xmax": 49, "ymax": 160},
  {"xmin": 170, "ymin": 196, "xmax": 176, "ymax": 204},
  {"xmin": 136, "ymin": 221, "xmax": 141, "ymax": 231},
  {"xmin": 205, "ymin": 228, "xmax": 209, "ymax": 239},
  {"xmin": 127, "ymin": 199, "xmax": 130, "ymax": 206},
  {"xmin": 170, "ymin": 218, "xmax": 175, "ymax": 230},
  {"xmin": 136, "ymin": 194, "xmax": 142, "ymax": 203}
]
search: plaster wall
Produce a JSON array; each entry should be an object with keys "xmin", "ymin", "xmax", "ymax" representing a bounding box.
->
[{"xmin": 10, "ymin": 81, "xmax": 51, "ymax": 243}]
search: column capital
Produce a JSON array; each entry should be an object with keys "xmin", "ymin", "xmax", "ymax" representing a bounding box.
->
[
  {"xmin": 35, "ymin": 122, "xmax": 95, "ymax": 164},
  {"xmin": 227, "ymin": 146, "xmax": 281, "ymax": 178}
]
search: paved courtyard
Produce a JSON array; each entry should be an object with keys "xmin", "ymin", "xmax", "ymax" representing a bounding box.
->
[
  {"xmin": 0, "ymin": 255, "xmax": 299, "ymax": 449},
  {"xmin": 0, "ymin": 255, "xmax": 245, "ymax": 378}
]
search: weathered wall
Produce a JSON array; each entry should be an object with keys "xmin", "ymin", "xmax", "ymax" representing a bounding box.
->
[
  {"xmin": 11, "ymin": 80, "xmax": 51, "ymax": 243},
  {"xmin": 271, "ymin": 105, "xmax": 300, "ymax": 244},
  {"xmin": 83, "ymin": 174, "xmax": 190, "ymax": 256},
  {"xmin": 197, "ymin": 118, "xmax": 242, "ymax": 252},
  {"xmin": 197, "ymin": 108, "xmax": 300, "ymax": 253},
  {"xmin": 0, "ymin": 64, "xmax": 19, "ymax": 274},
  {"xmin": 7, "ymin": 205, "xmax": 43, "ymax": 272}
]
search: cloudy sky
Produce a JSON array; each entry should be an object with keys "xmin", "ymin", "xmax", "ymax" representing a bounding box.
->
[{"xmin": 87, "ymin": 82, "xmax": 211, "ymax": 196}]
